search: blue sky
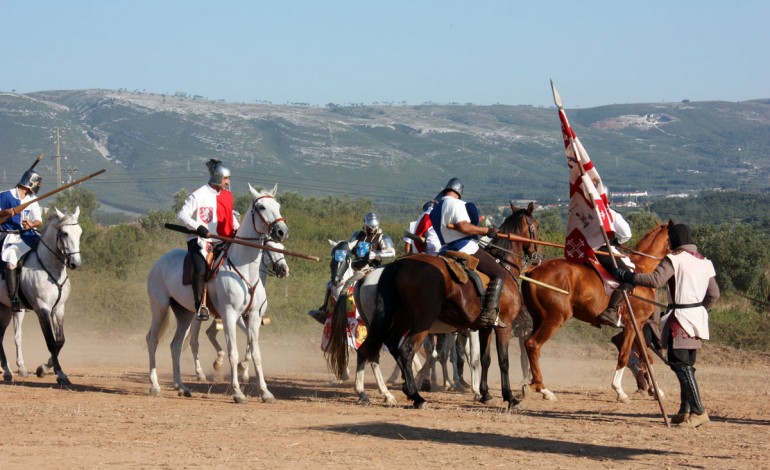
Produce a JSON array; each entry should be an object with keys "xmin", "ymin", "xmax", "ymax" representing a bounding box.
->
[{"xmin": 2, "ymin": 1, "xmax": 768, "ymax": 108}]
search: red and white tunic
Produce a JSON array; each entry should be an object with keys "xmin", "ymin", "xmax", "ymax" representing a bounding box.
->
[{"xmin": 177, "ymin": 184, "xmax": 240, "ymax": 257}]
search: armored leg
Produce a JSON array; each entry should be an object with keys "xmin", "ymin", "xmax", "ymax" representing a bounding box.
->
[{"xmin": 479, "ymin": 277, "xmax": 506, "ymax": 329}]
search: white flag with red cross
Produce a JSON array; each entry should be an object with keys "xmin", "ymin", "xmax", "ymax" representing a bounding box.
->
[{"xmin": 552, "ymin": 82, "xmax": 616, "ymax": 263}]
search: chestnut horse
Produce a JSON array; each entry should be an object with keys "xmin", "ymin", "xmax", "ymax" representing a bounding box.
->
[
  {"xmin": 347, "ymin": 204, "xmax": 539, "ymax": 410},
  {"xmin": 520, "ymin": 221, "xmax": 671, "ymax": 402}
]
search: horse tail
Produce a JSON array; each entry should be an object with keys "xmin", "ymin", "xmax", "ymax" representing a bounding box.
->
[
  {"xmin": 361, "ymin": 261, "xmax": 398, "ymax": 363},
  {"xmin": 324, "ymin": 289, "xmax": 351, "ymax": 380}
]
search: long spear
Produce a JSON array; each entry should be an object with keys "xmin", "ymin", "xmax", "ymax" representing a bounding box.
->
[
  {"xmin": 552, "ymin": 80, "xmax": 669, "ymax": 426},
  {"xmin": 164, "ymin": 223, "xmax": 320, "ymax": 262},
  {"xmin": 0, "ymin": 169, "xmax": 107, "ymax": 224}
]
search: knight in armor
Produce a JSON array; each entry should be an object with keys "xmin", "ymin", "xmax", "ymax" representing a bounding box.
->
[
  {"xmin": 177, "ymin": 159, "xmax": 239, "ymax": 321},
  {"xmin": 0, "ymin": 170, "xmax": 43, "ymax": 312},
  {"xmin": 431, "ymin": 177, "xmax": 509, "ymax": 329},
  {"xmin": 612, "ymin": 223, "xmax": 719, "ymax": 427},
  {"xmin": 307, "ymin": 213, "xmax": 395, "ymax": 325},
  {"xmin": 596, "ymin": 203, "xmax": 634, "ymax": 327}
]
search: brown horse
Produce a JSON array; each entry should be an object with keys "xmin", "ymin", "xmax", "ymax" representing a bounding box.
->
[
  {"xmin": 338, "ymin": 203, "xmax": 539, "ymax": 410},
  {"xmin": 520, "ymin": 221, "xmax": 672, "ymax": 402}
]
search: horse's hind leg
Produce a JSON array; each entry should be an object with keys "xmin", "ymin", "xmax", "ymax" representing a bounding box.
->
[
  {"xmin": 206, "ymin": 319, "xmax": 226, "ymax": 374},
  {"xmin": 189, "ymin": 319, "xmax": 207, "ymax": 381},
  {"xmin": 12, "ymin": 310, "xmax": 29, "ymax": 377},
  {"xmin": 0, "ymin": 310, "xmax": 13, "ymax": 382},
  {"xmin": 169, "ymin": 303, "xmax": 193, "ymax": 398},
  {"xmin": 354, "ymin": 349, "xmax": 370, "ymax": 405},
  {"xmin": 397, "ymin": 331, "xmax": 429, "ymax": 409}
]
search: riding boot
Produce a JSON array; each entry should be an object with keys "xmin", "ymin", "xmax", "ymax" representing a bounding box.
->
[
  {"xmin": 4, "ymin": 264, "xmax": 20, "ymax": 312},
  {"xmin": 479, "ymin": 277, "xmax": 506, "ymax": 329},
  {"xmin": 308, "ymin": 288, "xmax": 331, "ymax": 324},
  {"xmin": 192, "ymin": 273, "xmax": 209, "ymax": 321},
  {"xmin": 671, "ymin": 365, "xmax": 692, "ymax": 424},
  {"xmin": 680, "ymin": 365, "xmax": 710, "ymax": 428},
  {"xmin": 598, "ymin": 286, "xmax": 627, "ymax": 328}
]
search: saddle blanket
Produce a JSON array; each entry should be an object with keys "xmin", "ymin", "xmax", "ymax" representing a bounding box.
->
[{"xmin": 321, "ymin": 285, "xmax": 367, "ymax": 351}]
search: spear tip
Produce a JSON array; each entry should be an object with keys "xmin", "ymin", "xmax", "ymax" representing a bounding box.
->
[{"xmin": 550, "ymin": 80, "xmax": 564, "ymax": 109}]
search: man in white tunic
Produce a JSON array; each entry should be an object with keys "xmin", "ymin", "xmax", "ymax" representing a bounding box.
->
[{"xmin": 612, "ymin": 223, "xmax": 720, "ymax": 427}]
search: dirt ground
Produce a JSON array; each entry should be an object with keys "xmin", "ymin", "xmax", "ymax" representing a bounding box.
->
[{"xmin": 1, "ymin": 325, "xmax": 769, "ymax": 469}]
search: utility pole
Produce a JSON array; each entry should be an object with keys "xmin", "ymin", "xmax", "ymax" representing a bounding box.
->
[{"xmin": 55, "ymin": 128, "xmax": 62, "ymax": 187}]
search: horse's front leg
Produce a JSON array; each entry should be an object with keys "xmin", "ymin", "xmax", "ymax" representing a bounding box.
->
[
  {"xmin": 12, "ymin": 310, "xmax": 29, "ymax": 377},
  {"xmin": 35, "ymin": 307, "xmax": 69, "ymax": 385},
  {"xmin": 495, "ymin": 326, "xmax": 521, "ymax": 411},
  {"xmin": 612, "ymin": 325, "xmax": 640, "ymax": 403},
  {"xmin": 222, "ymin": 315, "xmax": 246, "ymax": 404},
  {"xmin": 467, "ymin": 330, "xmax": 482, "ymax": 400},
  {"xmin": 246, "ymin": 319, "xmax": 273, "ymax": 403},
  {"xmin": 397, "ymin": 331, "xmax": 429, "ymax": 409}
]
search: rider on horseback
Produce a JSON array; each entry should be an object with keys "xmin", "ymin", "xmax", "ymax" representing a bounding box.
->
[
  {"xmin": 596, "ymin": 204, "xmax": 633, "ymax": 327},
  {"xmin": 177, "ymin": 159, "xmax": 240, "ymax": 321},
  {"xmin": 0, "ymin": 170, "xmax": 43, "ymax": 312},
  {"xmin": 405, "ymin": 201, "xmax": 441, "ymax": 256},
  {"xmin": 307, "ymin": 213, "xmax": 395, "ymax": 324},
  {"xmin": 431, "ymin": 177, "xmax": 508, "ymax": 329}
]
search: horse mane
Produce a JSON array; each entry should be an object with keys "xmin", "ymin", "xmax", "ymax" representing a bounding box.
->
[
  {"xmin": 633, "ymin": 222, "xmax": 666, "ymax": 251},
  {"xmin": 39, "ymin": 212, "xmax": 62, "ymax": 238},
  {"xmin": 487, "ymin": 207, "xmax": 528, "ymax": 256}
]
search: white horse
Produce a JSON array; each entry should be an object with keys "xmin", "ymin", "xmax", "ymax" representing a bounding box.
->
[
  {"xmin": 146, "ymin": 184, "xmax": 288, "ymax": 403},
  {"xmin": 323, "ymin": 239, "xmax": 397, "ymax": 405},
  {"xmin": 0, "ymin": 208, "xmax": 82, "ymax": 385},
  {"xmin": 189, "ymin": 240, "xmax": 289, "ymax": 384}
]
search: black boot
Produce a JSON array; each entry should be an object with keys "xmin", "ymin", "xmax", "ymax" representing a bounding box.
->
[
  {"xmin": 680, "ymin": 365, "xmax": 709, "ymax": 427},
  {"xmin": 4, "ymin": 264, "xmax": 20, "ymax": 312},
  {"xmin": 598, "ymin": 287, "xmax": 626, "ymax": 328},
  {"xmin": 479, "ymin": 277, "xmax": 506, "ymax": 329},
  {"xmin": 671, "ymin": 365, "xmax": 692, "ymax": 424},
  {"xmin": 192, "ymin": 273, "xmax": 209, "ymax": 321}
]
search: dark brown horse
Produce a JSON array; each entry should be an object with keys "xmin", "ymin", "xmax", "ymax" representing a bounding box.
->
[
  {"xmin": 520, "ymin": 221, "xmax": 672, "ymax": 402},
  {"xmin": 337, "ymin": 203, "xmax": 540, "ymax": 410}
]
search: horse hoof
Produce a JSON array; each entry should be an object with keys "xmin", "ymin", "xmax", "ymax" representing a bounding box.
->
[
  {"xmin": 57, "ymin": 377, "xmax": 72, "ymax": 386},
  {"xmin": 420, "ymin": 381, "xmax": 432, "ymax": 392},
  {"xmin": 233, "ymin": 394, "xmax": 248, "ymax": 404},
  {"xmin": 195, "ymin": 372, "xmax": 207, "ymax": 381},
  {"xmin": 479, "ymin": 393, "xmax": 494, "ymax": 404},
  {"xmin": 542, "ymin": 390, "xmax": 558, "ymax": 401},
  {"xmin": 617, "ymin": 395, "xmax": 632, "ymax": 404},
  {"xmin": 413, "ymin": 401, "xmax": 428, "ymax": 410},
  {"xmin": 35, "ymin": 366, "xmax": 45, "ymax": 378},
  {"xmin": 212, "ymin": 360, "xmax": 223, "ymax": 372},
  {"xmin": 150, "ymin": 387, "xmax": 162, "ymax": 397},
  {"xmin": 357, "ymin": 395, "xmax": 371, "ymax": 406},
  {"xmin": 521, "ymin": 384, "xmax": 533, "ymax": 399},
  {"xmin": 17, "ymin": 368, "xmax": 29, "ymax": 378},
  {"xmin": 3, "ymin": 373, "xmax": 12, "ymax": 382},
  {"xmin": 384, "ymin": 396, "xmax": 398, "ymax": 406},
  {"xmin": 261, "ymin": 395, "xmax": 276, "ymax": 404},
  {"xmin": 508, "ymin": 401, "xmax": 523, "ymax": 412}
]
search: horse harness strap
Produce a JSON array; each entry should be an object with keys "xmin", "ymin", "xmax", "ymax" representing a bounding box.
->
[
  {"xmin": 225, "ymin": 257, "xmax": 262, "ymax": 320},
  {"xmin": 30, "ymin": 239, "xmax": 68, "ymax": 314}
]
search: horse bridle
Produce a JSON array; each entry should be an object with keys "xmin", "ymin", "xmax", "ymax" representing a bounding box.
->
[
  {"xmin": 37, "ymin": 222, "xmax": 80, "ymax": 265},
  {"xmin": 260, "ymin": 247, "xmax": 286, "ymax": 277},
  {"xmin": 246, "ymin": 194, "xmax": 286, "ymax": 240}
]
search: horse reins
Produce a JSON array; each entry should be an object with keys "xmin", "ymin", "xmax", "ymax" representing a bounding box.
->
[{"xmin": 30, "ymin": 221, "xmax": 79, "ymax": 314}]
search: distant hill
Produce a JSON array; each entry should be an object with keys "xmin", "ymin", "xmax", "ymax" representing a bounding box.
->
[{"xmin": 0, "ymin": 89, "xmax": 767, "ymax": 214}]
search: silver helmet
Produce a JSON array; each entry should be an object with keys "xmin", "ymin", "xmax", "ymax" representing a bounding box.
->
[
  {"xmin": 18, "ymin": 170, "xmax": 42, "ymax": 195},
  {"xmin": 443, "ymin": 177, "xmax": 464, "ymax": 197},
  {"xmin": 364, "ymin": 212, "xmax": 380, "ymax": 232},
  {"xmin": 206, "ymin": 159, "xmax": 231, "ymax": 187}
]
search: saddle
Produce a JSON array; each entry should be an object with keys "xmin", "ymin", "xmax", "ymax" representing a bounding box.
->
[
  {"xmin": 182, "ymin": 248, "xmax": 227, "ymax": 286},
  {"xmin": 586, "ymin": 257, "xmax": 621, "ymax": 296},
  {"xmin": 438, "ymin": 251, "xmax": 489, "ymax": 300}
]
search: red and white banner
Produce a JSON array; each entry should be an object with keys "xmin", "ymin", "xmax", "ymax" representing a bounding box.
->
[{"xmin": 556, "ymin": 103, "xmax": 615, "ymax": 264}]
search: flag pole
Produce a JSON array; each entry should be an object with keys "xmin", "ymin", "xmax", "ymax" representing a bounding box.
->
[{"xmin": 551, "ymin": 80, "xmax": 669, "ymax": 427}]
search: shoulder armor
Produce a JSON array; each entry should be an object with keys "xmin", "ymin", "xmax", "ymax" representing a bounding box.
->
[
  {"xmin": 380, "ymin": 234, "xmax": 395, "ymax": 250},
  {"xmin": 349, "ymin": 230, "xmax": 365, "ymax": 244}
]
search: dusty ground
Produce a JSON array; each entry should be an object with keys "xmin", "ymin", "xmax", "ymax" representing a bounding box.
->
[{"xmin": 1, "ymin": 325, "xmax": 769, "ymax": 469}]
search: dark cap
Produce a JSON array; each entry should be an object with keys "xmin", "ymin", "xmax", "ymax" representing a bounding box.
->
[{"xmin": 669, "ymin": 223, "xmax": 693, "ymax": 249}]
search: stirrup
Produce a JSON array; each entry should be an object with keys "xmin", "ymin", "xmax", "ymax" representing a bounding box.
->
[
  {"xmin": 598, "ymin": 309, "xmax": 624, "ymax": 328},
  {"xmin": 196, "ymin": 305, "xmax": 210, "ymax": 321},
  {"xmin": 479, "ymin": 311, "xmax": 507, "ymax": 329}
]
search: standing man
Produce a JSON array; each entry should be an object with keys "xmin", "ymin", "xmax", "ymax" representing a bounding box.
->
[
  {"xmin": 0, "ymin": 170, "xmax": 43, "ymax": 312},
  {"xmin": 431, "ymin": 177, "xmax": 508, "ymax": 329},
  {"xmin": 612, "ymin": 223, "xmax": 719, "ymax": 427},
  {"xmin": 177, "ymin": 159, "xmax": 239, "ymax": 321}
]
